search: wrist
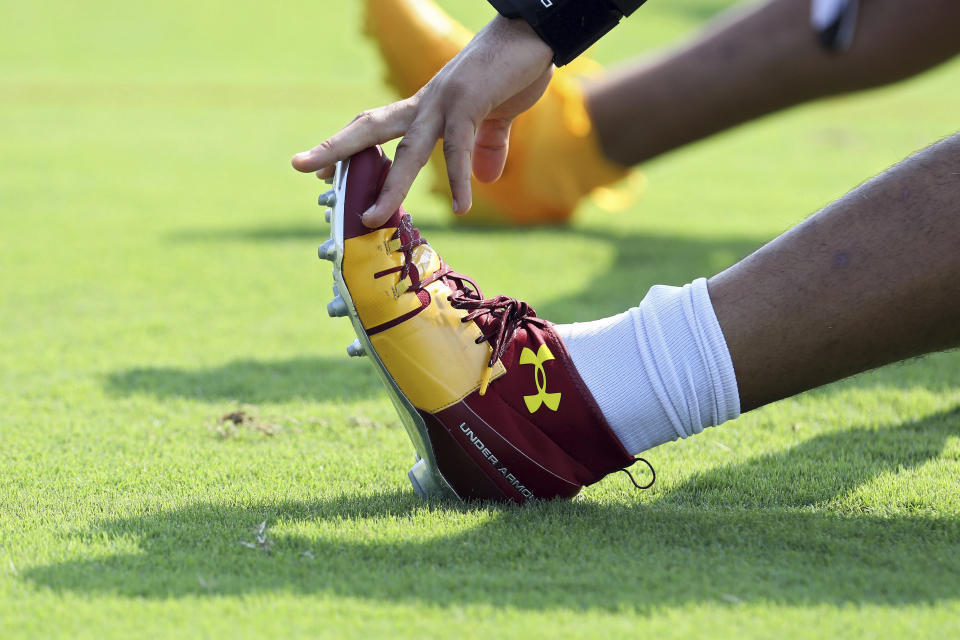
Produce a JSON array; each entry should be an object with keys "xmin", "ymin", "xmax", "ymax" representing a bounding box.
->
[{"xmin": 489, "ymin": 15, "xmax": 554, "ymax": 68}]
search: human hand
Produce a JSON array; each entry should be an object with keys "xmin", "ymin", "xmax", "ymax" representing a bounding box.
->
[{"xmin": 291, "ymin": 16, "xmax": 553, "ymax": 227}]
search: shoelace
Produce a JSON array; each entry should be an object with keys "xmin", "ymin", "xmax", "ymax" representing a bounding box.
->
[
  {"xmin": 447, "ymin": 288, "xmax": 550, "ymax": 395},
  {"xmin": 394, "ymin": 214, "xmax": 429, "ymax": 288},
  {"xmin": 391, "ymin": 214, "xmax": 546, "ymax": 395}
]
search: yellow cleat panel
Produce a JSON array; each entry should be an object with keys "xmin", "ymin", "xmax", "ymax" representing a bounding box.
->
[
  {"xmin": 369, "ymin": 279, "xmax": 506, "ymax": 413},
  {"xmin": 343, "ymin": 229, "xmax": 423, "ymax": 331}
]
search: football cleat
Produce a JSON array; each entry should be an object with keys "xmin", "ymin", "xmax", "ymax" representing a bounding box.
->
[
  {"xmin": 362, "ymin": 0, "xmax": 640, "ymax": 225},
  {"xmin": 317, "ymin": 145, "xmax": 647, "ymax": 502}
]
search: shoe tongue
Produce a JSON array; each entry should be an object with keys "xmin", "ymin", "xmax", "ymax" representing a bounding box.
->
[
  {"xmin": 410, "ymin": 244, "xmax": 441, "ymax": 280},
  {"xmin": 343, "ymin": 146, "xmax": 405, "ymax": 238}
]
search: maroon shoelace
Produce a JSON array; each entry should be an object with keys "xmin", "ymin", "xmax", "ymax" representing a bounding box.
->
[
  {"xmin": 392, "ymin": 214, "xmax": 547, "ymax": 392},
  {"xmin": 448, "ymin": 291, "xmax": 549, "ymax": 368}
]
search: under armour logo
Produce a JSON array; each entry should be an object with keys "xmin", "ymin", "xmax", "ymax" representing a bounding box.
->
[{"xmin": 519, "ymin": 345, "xmax": 561, "ymax": 413}]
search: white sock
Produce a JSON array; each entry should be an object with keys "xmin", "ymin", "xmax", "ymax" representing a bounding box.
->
[{"xmin": 555, "ymin": 278, "xmax": 740, "ymax": 456}]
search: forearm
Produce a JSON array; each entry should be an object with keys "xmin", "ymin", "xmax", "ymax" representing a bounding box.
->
[
  {"xmin": 588, "ymin": 0, "xmax": 960, "ymax": 166},
  {"xmin": 710, "ymin": 132, "xmax": 960, "ymax": 412}
]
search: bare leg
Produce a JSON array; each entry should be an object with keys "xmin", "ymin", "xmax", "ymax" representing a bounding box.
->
[
  {"xmin": 588, "ymin": 0, "xmax": 960, "ymax": 166},
  {"xmin": 710, "ymin": 133, "xmax": 960, "ymax": 412}
]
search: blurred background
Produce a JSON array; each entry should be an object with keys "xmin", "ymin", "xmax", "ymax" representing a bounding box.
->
[{"xmin": 4, "ymin": 0, "xmax": 957, "ymax": 363}]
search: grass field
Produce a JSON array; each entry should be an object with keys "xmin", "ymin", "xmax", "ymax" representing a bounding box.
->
[{"xmin": 2, "ymin": 1, "xmax": 959, "ymax": 637}]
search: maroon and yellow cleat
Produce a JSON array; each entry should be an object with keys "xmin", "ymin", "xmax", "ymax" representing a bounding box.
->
[{"xmin": 317, "ymin": 146, "xmax": 641, "ymax": 502}]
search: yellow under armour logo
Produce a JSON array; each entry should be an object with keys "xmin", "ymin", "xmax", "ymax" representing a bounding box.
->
[{"xmin": 519, "ymin": 345, "xmax": 561, "ymax": 413}]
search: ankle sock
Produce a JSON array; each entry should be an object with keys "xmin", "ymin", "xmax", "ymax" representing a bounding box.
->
[{"xmin": 555, "ymin": 278, "xmax": 740, "ymax": 456}]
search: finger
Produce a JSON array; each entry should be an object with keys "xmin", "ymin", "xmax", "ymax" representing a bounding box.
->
[
  {"xmin": 443, "ymin": 119, "xmax": 477, "ymax": 215},
  {"xmin": 315, "ymin": 166, "xmax": 335, "ymax": 180},
  {"xmin": 291, "ymin": 101, "xmax": 414, "ymax": 173},
  {"xmin": 472, "ymin": 117, "xmax": 512, "ymax": 184},
  {"xmin": 363, "ymin": 119, "xmax": 441, "ymax": 228}
]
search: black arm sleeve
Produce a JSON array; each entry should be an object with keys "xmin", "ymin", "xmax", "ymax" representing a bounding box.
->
[{"xmin": 488, "ymin": 0, "xmax": 648, "ymax": 66}]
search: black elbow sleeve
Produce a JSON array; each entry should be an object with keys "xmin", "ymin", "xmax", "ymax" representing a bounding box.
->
[{"xmin": 488, "ymin": 0, "xmax": 648, "ymax": 66}]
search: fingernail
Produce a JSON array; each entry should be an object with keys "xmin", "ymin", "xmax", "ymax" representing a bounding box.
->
[
  {"xmin": 361, "ymin": 205, "xmax": 376, "ymax": 227},
  {"xmin": 291, "ymin": 152, "xmax": 309, "ymax": 169},
  {"xmin": 452, "ymin": 199, "xmax": 460, "ymax": 213}
]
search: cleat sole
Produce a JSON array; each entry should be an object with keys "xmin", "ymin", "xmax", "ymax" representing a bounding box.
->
[{"xmin": 321, "ymin": 156, "xmax": 454, "ymax": 500}]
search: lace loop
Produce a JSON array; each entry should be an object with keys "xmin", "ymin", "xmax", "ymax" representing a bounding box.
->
[{"xmin": 619, "ymin": 457, "xmax": 656, "ymax": 491}]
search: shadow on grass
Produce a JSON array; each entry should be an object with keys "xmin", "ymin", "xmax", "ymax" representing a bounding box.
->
[
  {"xmin": 104, "ymin": 356, "xmax": 381, "ymax": 403},
  {"xmin": 23, "ymin": 408, "xmax": 960, "ymax": 608}
]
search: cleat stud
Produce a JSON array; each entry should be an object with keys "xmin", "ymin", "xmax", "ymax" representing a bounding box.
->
[
  {"xmin": 346, "ymin": 339, "xmax": 365, "ymax": 358},
  {"xmin": 408, "ymin": 465, "xmax": 427, "ymax": 498},
  {"xmin": 324, "ymin": 177, "xmax": 334, "ymax": 185},
  {"xmin": 317, "ymin": 189, "xmax": 337, "ymax": 208},
  {"xmin": 408, "ymin": 458, "xmax": 441, "ymax": 498},
  {"xmin": 327, "ymin": 295, "xmax": 348, "ymax": 318},
  {"xmin": 317, "ymin": 238, "xmax": 336, "ymax": 261},
  {"xmin": 325, "ymin": 208, "xmax": 332, "ymax": 223}
]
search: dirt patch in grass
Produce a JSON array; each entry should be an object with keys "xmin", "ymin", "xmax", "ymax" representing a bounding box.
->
[{"xmin": 213, "ymin": 406, "xmax": 282, "ymax": 439}]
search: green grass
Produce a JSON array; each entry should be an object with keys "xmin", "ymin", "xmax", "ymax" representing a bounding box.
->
[{"xmin": 2, "ymin": 0, "xmax": 959, "ymax": 637}]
